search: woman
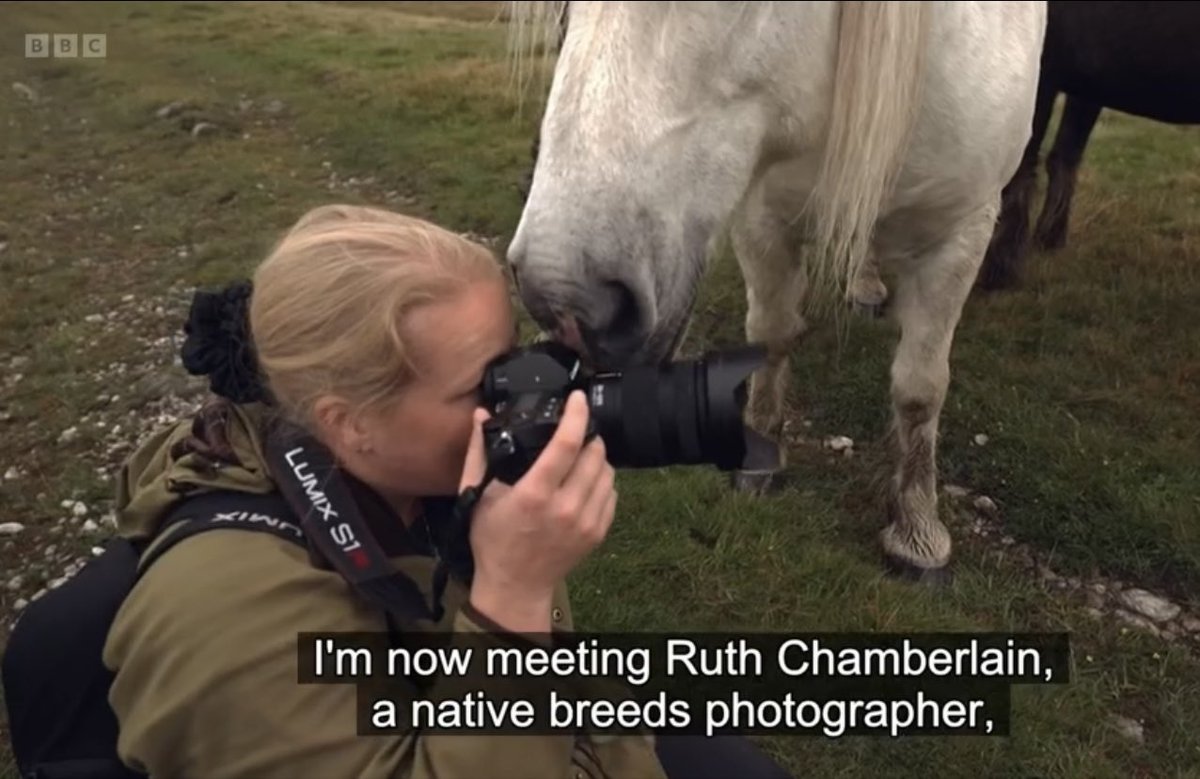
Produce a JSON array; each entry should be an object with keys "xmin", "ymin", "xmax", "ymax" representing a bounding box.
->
[{"xmin": 100, "ymin": 204, "xmax": 792, "ymax": 778}]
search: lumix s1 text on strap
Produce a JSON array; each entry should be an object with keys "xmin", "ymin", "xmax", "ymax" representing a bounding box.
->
[{"xmin": 264, "ymin": 422, "xmax": 446, "ymax": 624}]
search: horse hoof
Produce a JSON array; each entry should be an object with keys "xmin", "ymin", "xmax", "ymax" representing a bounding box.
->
[
  {"xmin": 883, "ymin": 554, "xmax": 955, "ymax": 588},
  {"xmin": 731, "ymin": 468, "xmax": 788, "ymax": 497}
]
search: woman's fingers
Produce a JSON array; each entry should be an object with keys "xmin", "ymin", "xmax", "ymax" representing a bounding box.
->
[
  {"xmin": 524, "ymin": 390, "xmax": 591, "ymax": 491},
  {"xmin": 579, "ymin": 464, "xmax": 616, "ymax": 542}
]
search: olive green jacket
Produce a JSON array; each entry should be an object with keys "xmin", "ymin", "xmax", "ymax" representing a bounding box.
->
[{"xmin": 103, "ymin": 400, "xmax": 667, "ymax": 779}]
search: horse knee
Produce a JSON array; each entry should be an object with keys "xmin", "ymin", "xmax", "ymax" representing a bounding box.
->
[
  {"xmin": 890, "ymin": 355, "xmax": 949, "ymax": 414},
  {"xmin": 745, "ymin": 304, "xmax": 806, "ymax": 348}
]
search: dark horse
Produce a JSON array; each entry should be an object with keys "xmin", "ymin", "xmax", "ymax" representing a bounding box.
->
[{"xmin": 978, "ymin": 1, "xmax": 1200, "ymax": 291}]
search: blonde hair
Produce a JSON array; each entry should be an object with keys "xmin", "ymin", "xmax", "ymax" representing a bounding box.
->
[{"xmin": 249, "ymin": 204, "xmax": 505, "ymax": 430}]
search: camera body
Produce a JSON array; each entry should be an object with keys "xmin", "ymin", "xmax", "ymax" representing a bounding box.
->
[
  {"xmin": 479, "ymin": 340, "xmax": 770, "ymax": 486},
  {"xmin": 481, "ymin": 342, "xmax": 597, "ymax": 484}
]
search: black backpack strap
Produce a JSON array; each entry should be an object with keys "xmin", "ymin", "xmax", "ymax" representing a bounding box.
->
[
  {"xmin": 136, "ymin": 490, "xmax": 306, "ymax": 579},
  {"xmin": 137, "ymin": 486, "xmax": 441, "ymax": 634}
]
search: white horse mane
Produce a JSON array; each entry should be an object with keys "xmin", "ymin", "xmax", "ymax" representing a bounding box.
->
[
  {"xmin": 504, "ymin": 1, "xmax": 933, "ymax": 305},
  {"xmin": 504, "ymin": 1, "xmax": 569, "ymax": 108}
]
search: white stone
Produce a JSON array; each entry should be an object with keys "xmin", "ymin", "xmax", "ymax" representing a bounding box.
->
[
  {"xmin": 973, "ymin": 495, "xmax": 997, "ymax": 514},
  {"xmin": 191, "ymin": 122, "xmax": 218, "ymax": 138},
  {"xmin": 1111, "ymin": 716, "xmax": 1144, "ymax": 744},
  {"xmin": 82, "ymin": 519, "xmax": 99, "ymax": 533},
  {"xmin": 92, "ymin": 546, "xmax": 105, "ymax": 557},
  {"xmin": 827, "ymin": 436, "xmax": 854, "ymax": 452},
  {"xmin": 12, "ymin": 82, "xmax": 37, "ymax": 102},
  {"xmin": 0, "ymin": 522, "xmax": 24, "ymax": 535},
  {"xmin": 155, "ymin": 100, "xmax": 185, "ymax": 118},
  {"xmin": 72, "ymin": 501, "xmax": 88, "ymax": 517},
  {"xmin": 4, "ymin": 467, "xmax": 19, "ymax": 480},
  {"xmin": 13, "ymin": 597, "xmax": 28, "ymax": 611},
  {"xmin": 47, "ymin": 576, "xmax": 67, "ymax": 590},
  {"xmin": 973, "ymin": 433, "xmax": 990, "ymax": 446},
  {"xmin": 6, "ymin": 575, "xmax": 22, "ymax": 590},
  {"xmin": 58, "ymin": 427, "xmax": 79, "ymax": 444},
  {"xmin": 1114, "ymin": 608, "xmax": 1161, "ymax": 636},
  {"xmin": 1118, "ymin": 588, "xmax": 1181, "ymax": 623},
  {"xmin": 943, "ymin": 484, "xmax": 971, "ymax": 498}
]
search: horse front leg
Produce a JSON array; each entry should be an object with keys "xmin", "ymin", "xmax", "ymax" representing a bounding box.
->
[
  {"xmin": 1035, "ymin": 96, "xmax": 1102, "ymax": 251},
  {"xmin": 880, "ymin": 203, "xmax": 998, "ymax": 584},
  {"xmin": 729, "ymin": 182, "xmax": 809, "ymax": 496}
]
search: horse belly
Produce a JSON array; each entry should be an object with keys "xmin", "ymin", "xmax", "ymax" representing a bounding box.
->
[
  {"xmin": 1048, "ymin": 1, "xmax": 1200, "ymax": 123},
  {"xmin": 1060, "ymin": 81, "xmax": 1200, "ymax": 125}
]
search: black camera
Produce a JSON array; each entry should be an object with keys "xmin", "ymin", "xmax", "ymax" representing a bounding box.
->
[{"xmin": 478, "ymin": 340, "xmax": 774, "ymax": 485}]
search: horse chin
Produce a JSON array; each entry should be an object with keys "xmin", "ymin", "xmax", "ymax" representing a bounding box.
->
[{"xmin": 573, "ymin": 325, "xmax": 678, "ymax": 372}]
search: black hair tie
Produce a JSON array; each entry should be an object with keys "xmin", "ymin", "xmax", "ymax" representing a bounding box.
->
[{"xmin": 180, "ymin": 280, "xmax": 272, "ymax": 405}]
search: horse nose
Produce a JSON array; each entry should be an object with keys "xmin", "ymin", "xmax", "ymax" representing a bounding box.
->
[
  {"xmin": 511, "ymin": 269, "xmax": 649, "ymax": 366},
  {"xmin": 508, "ymin": 230, "xmax": 652, "ymax": 364},
  {"xmin": 576, "ymin": 279, "xmax": 649, "ymax": 366}
]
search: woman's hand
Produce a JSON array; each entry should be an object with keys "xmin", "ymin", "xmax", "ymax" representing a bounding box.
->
[{"xmin": 459, "ymin": 390, "xmax": 616, "ymax": 634}]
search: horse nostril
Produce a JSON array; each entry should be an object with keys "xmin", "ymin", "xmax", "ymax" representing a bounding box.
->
[
  {"xmin": 579, "ymin": 280, "xmax": 646, "ymax": 363},
  {"xmin": 603, "ymin": 280, "xmax": 642, "ymax": 337}
]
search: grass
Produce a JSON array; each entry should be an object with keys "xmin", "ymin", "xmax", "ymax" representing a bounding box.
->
[{"xmin": 1, "ymin": 2, "xmax": 1199, "ymax": 778}]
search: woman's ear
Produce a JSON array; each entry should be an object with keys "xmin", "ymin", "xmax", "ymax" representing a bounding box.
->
[{"xmin": 312, "ymin": 394, "xmax": 371, "ymax": 459}]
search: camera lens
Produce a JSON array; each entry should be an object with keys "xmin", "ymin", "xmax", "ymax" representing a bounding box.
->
[{"xmin": 585, "ymin": 345, "xmax": 767, "ymax": 471}]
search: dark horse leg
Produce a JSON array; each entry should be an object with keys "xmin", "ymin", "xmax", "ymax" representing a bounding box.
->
[
  {"xmin": 977, "ymin": 79, "xmax": 1058, "ymax": 291},
  {"xmin": 1034, "ymin": 96, "xmax": 1103, "ymax": 251}
]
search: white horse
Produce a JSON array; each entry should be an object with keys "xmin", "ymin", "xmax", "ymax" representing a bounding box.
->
[{"xmin": 506, "ymin": 1, "xmax": 1048, "ymax": 581}]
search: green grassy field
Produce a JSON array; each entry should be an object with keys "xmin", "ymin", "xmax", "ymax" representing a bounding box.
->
[{"xmin": 1, "ymin": 3, "xmax": 1198, "ymax": 778}]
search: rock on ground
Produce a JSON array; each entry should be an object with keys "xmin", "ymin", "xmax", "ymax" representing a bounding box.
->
[{"xmin": 1118, "ymin": 588, "xmax": 1181, "ymax": 623}]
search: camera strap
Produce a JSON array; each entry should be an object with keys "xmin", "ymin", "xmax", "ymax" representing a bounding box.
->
[
  {"xmin": 264, "ymin": 423, "xmax": 449, "ymax": 625},
  {"xmin": 440, "ymin": 462, "xmax": 499, "ymax": 587}
]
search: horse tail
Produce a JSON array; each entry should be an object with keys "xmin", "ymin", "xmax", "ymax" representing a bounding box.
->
[{"xmin": 809, "ymin": 0, "xmax": 932, "ymax": 309}]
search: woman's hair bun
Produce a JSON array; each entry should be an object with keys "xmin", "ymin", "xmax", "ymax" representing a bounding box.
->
[{"xmin": 180, "ymin": 280, "xmax": 272, "ymax": 405}]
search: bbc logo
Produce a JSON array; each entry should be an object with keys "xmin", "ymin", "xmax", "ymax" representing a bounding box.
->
[{"xmin": 25, "ymin": 34, "xmax": 107, "ymax": 59}]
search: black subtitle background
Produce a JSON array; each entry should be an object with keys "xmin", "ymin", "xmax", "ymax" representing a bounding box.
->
[{"xmin": 295, "ymin": 632, "xmax": 1068, "ymax": 738}]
